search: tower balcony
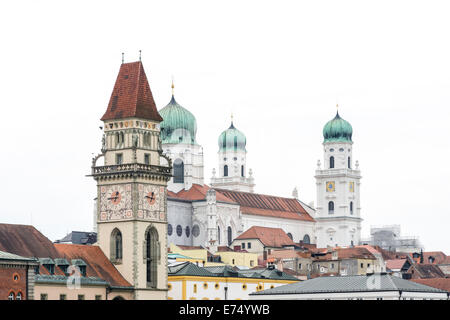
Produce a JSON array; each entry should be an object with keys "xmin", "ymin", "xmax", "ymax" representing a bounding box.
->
[
  {"xmin": 90, "ymin": 163, "xmax": 172, "ymax": 180},
  {"xmin": 315, "ymin": 168, "xmax": 361, "ymax": 178}
]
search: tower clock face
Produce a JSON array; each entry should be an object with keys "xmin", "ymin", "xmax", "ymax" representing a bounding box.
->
[
  {"xmin": 138, "ymin": 184, "xmax": 166, "ymax": 221},
  {"xmin": 99, "ymin": 184, "xmax": 132, "ymax": 221},
  {"xmin": 326, "ymin": 181, "xmax": 335, "ymax": 192}
]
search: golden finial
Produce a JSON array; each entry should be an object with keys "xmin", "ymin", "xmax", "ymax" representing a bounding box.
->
[{"xmin": 171, "ymin": 76, "xmax": 174, "ymax": 96}]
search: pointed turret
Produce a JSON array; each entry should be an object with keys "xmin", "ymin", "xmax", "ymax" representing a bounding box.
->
[{"xmin": 101, "ymin": 61, "xmax": 163, "ymax": 122}]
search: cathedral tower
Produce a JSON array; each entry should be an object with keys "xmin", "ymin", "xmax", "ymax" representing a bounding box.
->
[
  {"xmin": 159, "ymin": 83, "xmax": 204, "ymax": 192},
  {"xmin": 210, "ymin": 118, "xmax": 255, "ymax": 192},
  {"xmin": 315, "ymin": 108, "xmax": 362, "ymax": 248},
  {"xmin": 90, "ymin": 61, "xmax": 172, "ymax": 299}
]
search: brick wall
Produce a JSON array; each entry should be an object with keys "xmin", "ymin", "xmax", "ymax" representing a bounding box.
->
[{"xmin": 0, "ymin": 265, "xmax": 27, "ymax": 300}]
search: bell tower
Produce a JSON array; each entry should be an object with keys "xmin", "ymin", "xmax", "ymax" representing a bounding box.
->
[
  {"xmin": 315, "ymin": 108, "xmax": 362, "ymax": 248},
  {"xmin": 211, "ymin": 117, "xmax": 255, "ymax": 192},
  {"xmin": 90, "ymin": 60, "xmax": 172, "ymax": 300}
]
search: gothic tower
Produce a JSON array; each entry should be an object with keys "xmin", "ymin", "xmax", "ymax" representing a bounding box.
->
[
  {"xmin": 90, "ymin": 61, "xmax": 172, "ymax": 299},
  {"xmin": 210, "ymin": 118, "xmax": 255, "ymax": 192},
  {"xmin": 158, "ymin": 82, "xmax": 204, "ymax": 193},
  {"xmin": 315, "ymin": 108, "xmax": 362, "ymax": 248}
]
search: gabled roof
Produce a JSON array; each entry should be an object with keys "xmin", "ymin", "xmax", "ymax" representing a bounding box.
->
[
  {"xmin": 251, "ymin": 273, "xmax": 447, "ymax": 296},
  {"xmin": 386, "ymin": 259, "xmax": 408, "ymax": 270},
  {"xmin": 408, "ymin": 251, "xmax": 448, "ymax": 265},
  {"xmin": 0, "ymin": 224, "xmax": 60, "ymax": 258},
  {"xmin": 408, "ymin": 263, "xmax": 446, "ymax": 279},
  {"xmin": 54, "ymin": 244, "xmax": 131, "ymax": 287},
  {"xmin": 215, "ymin": 189, "xmax": 315, "ymax": 222},
  {"xmin": 168, "ymin": 184, "xmax": 236, "ymax": 203},
  {"xmin": 168, "ymin": 261, "xmax": 216, "ymax": 277},
  {"xmin": 101, "ymin": 61, "xmax": 163, "ymax": 122},
  {"xmin": 235, "ymin": 226, "xmax": 296, "ymax": 248}
]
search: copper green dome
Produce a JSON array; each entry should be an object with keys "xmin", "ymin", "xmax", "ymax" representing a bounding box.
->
[
  {"xmin": 323, "ymin": 111, "xmax": 353, "ymax": 143},
  {"xmin": 218, "ymin": 121, "xmax": 246, "ymax": 151},
  {"xmin": 159, "ymin": 95, "xmax": 197, "ymax": 144}
]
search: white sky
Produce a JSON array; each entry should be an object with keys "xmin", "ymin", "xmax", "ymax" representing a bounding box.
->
[{"xmin": 0, "ymin": 1, "xmax": 449, "ymax": 253}]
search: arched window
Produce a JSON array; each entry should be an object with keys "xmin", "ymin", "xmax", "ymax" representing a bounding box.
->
[
  {"xmin": 16, "ymin": 292, "xmax": 22, "ymax": 300},
  {"xmin": 173, "ymin": 159, "xmax": 184, "ymax": 183},
  {"xmin": 217, "ymin": 226, "xmax": 221, "ymax": 244},
  {"xmin": 328, "ymin": 201, "xmax": 334, "ymax": 214},
  {"xmin": 185, "ymin": 226, "xmax": 190, "ymax": 238},
  {"xmin": 8, "ymin": 292, "xmax": 15, "ymax": 300},
  {"xmin": 192, "ymin": 225, "xmax": 200, "ymax": 238},
  {"xmin": 227, "ymin": 227, "xmax": 232, "ymax": 246},
  {"xmin": 241, "ymin": 165, "xmax": 244, "ymax": 177},
  {"xmin": 330, "ymin": 156, "xmax": 335, "ymax": 169},
  {"xmin": 224, "ymin": 165, "xmax": 228, "ymax": 177},
  {"xmin": 303, "ymin": 234, "xmax": 311, "ymax": 244},
  {"xmin": 110, "ymin": 228, "xmax": 122, "ymax": 262},
  {"xmin": 168, "ymin": 224, "xmax": 173, "ymax": 236},
  {"xmin": 234, "ymin": 136, "xmax": 238, "ymax": 150},
  {"xmin": 145, "ymin": 227, "xmax": 159, "ymax": 288},
  {"xmin": 287, "ymin": 233, "xmax": 293, "ymax": 240},
  {"xmin": 348, "ymin": 156, "xmax": 351, "ymax": 169},
  {"xmin": 350, "ymin": 201, "xmax": 354, "ymax": 215}
]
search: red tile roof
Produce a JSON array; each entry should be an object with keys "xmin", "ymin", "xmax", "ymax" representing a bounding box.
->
[
  {"xmin": 235, "ymin": 226, "xmax": 296, "ymax": 248},
  {"xmin": 337, "ymin": 247, "xmax": 376, "ymax": 260},
  {"xmin": 215, "ymin": 189, "xmax": 315, "ymax": 222},
  {"xmin": 408, "ymin": 251, "xmax": 448, "ymax": 265},
  {"xmin": 168, "ymin": 184, "xmax": 236, "ymax": 203},
  {"xmin": 407, "ymin": 264, "xmax": 446, "ymax": 279},
  {"xmin": 54, "ymin": 244, "xmax": 131, "ymax": 287},
  {"xmin": 386, "ymin": 259, "xmax": 408, "ymax": 270},
  {"xmin": 101, "ymin": 61, "xmax": 163, "ymax": 122},
  {"xmin": 410, "ymin": 278, "xmax": 450, "ymax": 292},
  {"xmin": 0, "ymin": 224, "xmax": 59, "ymax": 258}
]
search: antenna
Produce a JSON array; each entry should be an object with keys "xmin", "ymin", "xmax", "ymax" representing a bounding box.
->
[
  {"xmin": 139, "ymin": 50, "xmax": 142, "ymax": 61},
  {"xmin": 121, "ymin": 52, "xmax": 124, "ymax": 64}
]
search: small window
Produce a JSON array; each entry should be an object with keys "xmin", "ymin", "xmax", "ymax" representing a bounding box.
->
[
  {"xmin": 339, "ymin": 148, "xmax": 344, "ymax": 152},
  {"xmin": 330, "ymin": 148, "xmax": 334, "ymax": 152},
  {"xmin": 8, "ymin": 292, "xmax": 15, "ymax": 300},
  {"xmin": 348, "ymin": 156, "xmax": 351, "ymax": 169},
  {"xmin": 287, "ymin": 232, "xmax": 293, "ymax": 240},
  {"xmin": 193, "ymin": 284, "xmax": 197, "ymax": 293},
  {"xmin": 176, "ymin": 225, "xmax": 182, "ymax": 237},
  {"xmin": 60, "ymin": 294, "xmax": 66, "ymax": 300},
  {"xmin": 224, "ymin": 165, "xmax": 228, "ymax": 177},
  {"xmin": 16, "ymin": 292, "xmax": 22, "ymax": 300},
  {"xmin": 173, "ymin": 159, "xmax": 184, "ymax": 183},
  {"xmin": 232, "ymin": 259, "xmax": 235, "ymax": 264},
  {"xmin": 78, "ymin": 295, "xmax": 85, "ymax": 300},
  {"xmin": 247, "ymin": 242, "xmax": 251, "ymax": 249},
  {"xmin": 40, "ymin": 294, "xmax": 48, "ymax": 300},
  {"xmin": 144, "ymin": 154, "xmax": 150, "ymax": 165},
  {"xmin": 203, "ymin": 283, "xmax": 208, "ymax": 289},
  {"xmin": 241, "ymin": 165, "xmax": 244, "ymax": 177},
  {"xmin": 168, "ymin": 224, "xmax": 173, "ymax": 236},
  {"xmin": 329, "ymin": 156, "xmax": 335, "ymax": 169},
  {"xmin": 185, "ymin": 226, "xmax": 190, "ymax": 238},
  {"xmin": 328, "ymin": 201, "xmax": 334, "ymax": 214},
  {"xmin": 192, "ymin": 225, "xmax": 200, "ymax": 238},
  {"xmin": 116, "ymin": 153, "xmax": 123, "ymax": 165},
  {"xmin": 241, "ymin": 243, "xmax": 245, "ymax": 249},
  {"xmin": 360, "ymin": 263, "xmax": 364, "ymax": 268},
  {"xmin": 299, "ymin": 263, "xmax": 302, "ymax": 269},
  {"xmin": 95, "ymin": 295, "xmax": 102, "ymax": 300},
  {"xmin": 250, "ymin": 260, "xmax": 254, "ymax": 267},
  {"xmin": 350, "ymin": 202, "xmax": 354, "ymax": 215}
]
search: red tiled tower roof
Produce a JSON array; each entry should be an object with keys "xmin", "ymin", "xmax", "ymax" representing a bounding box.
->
[{"xmin": 101, "ymin": 61, "xmax": 163, "ymax": 122}]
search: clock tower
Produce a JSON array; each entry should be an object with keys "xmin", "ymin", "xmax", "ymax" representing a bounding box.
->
[
  {"xmin": 90, "ymin": 60, "xmax": 172, "ymax": 299},
  {"xmin": 315, "ymin": 108, "xmax": 362, "ymax": 248}
]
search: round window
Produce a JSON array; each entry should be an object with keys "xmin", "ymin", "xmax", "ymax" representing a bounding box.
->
[
  {"xmin": 176, "ymin": 225, "xmax": 182, "ymax": 237},
  {"xmin": 192, "ymin": 225, "xmax": 200, "ymax": 238},
  {"xmin": 339, "ymin": 148, "xmax": 344, "ymax": 152},
  {"xmin": 330, "ymin": 148, "xmax": 334, "ymax": 152},
  {"xmin": 185, "ymin": 226, "xmax": 190, "ymax": 238},
  {"xmin": 168, "ymin": 224, "xmax": 173, "ymax": 236}
]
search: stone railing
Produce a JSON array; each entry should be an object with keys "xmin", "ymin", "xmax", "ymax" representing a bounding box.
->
[{"xmin": 92, "ymin": 163, "xmax": 171, "ymax": 176}]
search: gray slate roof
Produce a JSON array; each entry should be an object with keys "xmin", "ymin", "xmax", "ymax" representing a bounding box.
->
[
  {"xmin": 35, "ymin": 274, "xmax": 108, "ymax": 286},
  {"xmin": 251, "ymin": 273, "xmax": 447, "ymax": 295},
  {"xmin": 169, "ymin": 262, "xmax": 299, "ymax": 281},
  {"xmin": 0, "ymin": 250, "xmax": 37, "ymax": 262}
]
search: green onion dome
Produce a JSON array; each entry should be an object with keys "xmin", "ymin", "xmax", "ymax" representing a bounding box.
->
[
  {"xmin": 159, "ymin": 95, "xmax": 197, "ymax": 144},
  {"xmin": 323, "ymin": 111, "xmax": 353, "ymax": 143},
  {"xmin": 218, "ymin": 121, "xmax": 246, "ymax": 151}
]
